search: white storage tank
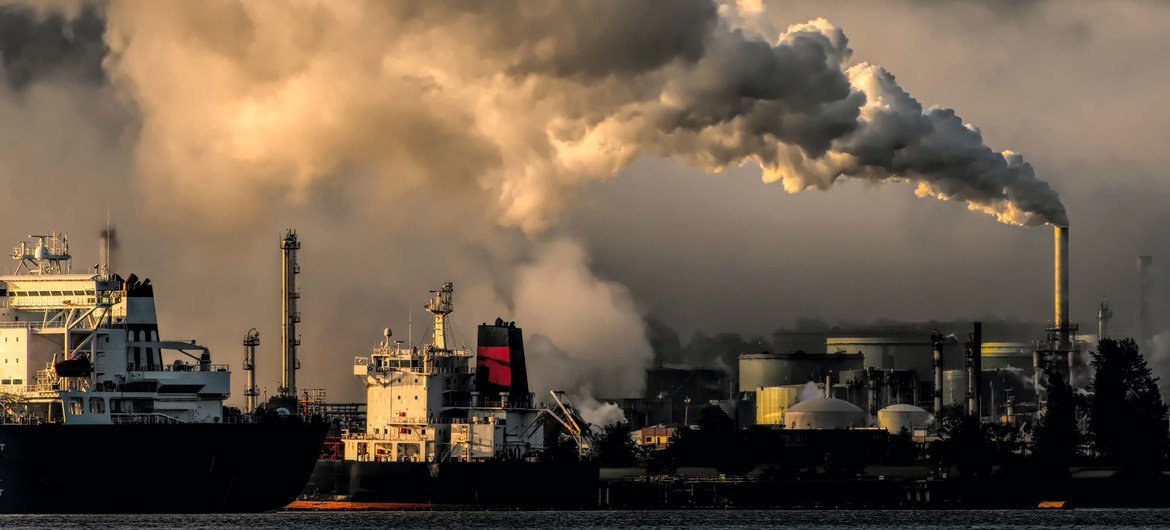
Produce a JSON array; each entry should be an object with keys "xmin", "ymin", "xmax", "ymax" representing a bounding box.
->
[
  {"xmin": 877, "ymin": 404, "xmax": 932, "ymax": 433},
  {"xmin": 782, "ymin": 397, "xmax": 865, "ymax": 430}
]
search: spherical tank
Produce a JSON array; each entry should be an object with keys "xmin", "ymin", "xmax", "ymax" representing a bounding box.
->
[
  {"xmin": 878, "ymin": 404, "xmax": 932, "ymax": 433},
  {"xmin": 782, "ymin": 397, "xmax": 866, "ymax": 430}
]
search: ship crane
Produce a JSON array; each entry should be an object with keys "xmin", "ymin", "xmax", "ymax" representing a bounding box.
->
[{"xmin": 521, "ymin": 391, "xmax": 595, "ymax": 458}]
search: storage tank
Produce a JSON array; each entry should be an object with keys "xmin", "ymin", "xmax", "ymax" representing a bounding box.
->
[
  {"xmin": 738, "ymin": 351, "xmax": 863, "ymax": 392},
  {"xmin": 943, "ymin": 369, "xmax": 967, "ymax": 407},
  {"xmin": 877, "ymin": 404, "xmax": 932, "ymax": 433},
  {"xmin": 782, "ymin": 397, "xmax": 866, "ymax": 430},
  {"xmin": 982, "ymin": 342, "xmax": 1034, "ymax": 370},
  {"xmin": 755, "ymin": 385, "xmax": 801, "ymax": 425}
]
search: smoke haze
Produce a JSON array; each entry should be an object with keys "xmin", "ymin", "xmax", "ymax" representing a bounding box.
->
[{"xmin": 0, "ymin": 1, "xmax": 1166, "ymax": 405}]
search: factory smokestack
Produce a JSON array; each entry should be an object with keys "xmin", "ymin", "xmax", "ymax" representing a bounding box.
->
[
  {"xmin": 1138, "ymin": 256, "xmax": 1153, "ymax": 349},
  {"xmin": 1054, "ymin": 225, "xmax": 1070, "ymax": 351}
]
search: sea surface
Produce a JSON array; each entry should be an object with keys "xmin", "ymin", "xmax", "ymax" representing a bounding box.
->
[{"xmin": 0, "ymin": 510, "xmax": 1168, "ymax": 529}]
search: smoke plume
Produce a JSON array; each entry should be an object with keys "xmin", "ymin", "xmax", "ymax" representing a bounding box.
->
[
  {"xmin": 0, "ymin": 0, "xmax": 1076, "ymax": 404},
  {"xmin": 96, "ymin": 0, "xmax": 1064, "ymax": 230}
]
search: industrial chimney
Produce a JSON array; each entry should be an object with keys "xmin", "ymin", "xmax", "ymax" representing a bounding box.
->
[
  {"xmin": 279, "ymin": 229, "xmax": 301, "ymax": 398},
  {"xmin": 1054, "ymin": 226, "xmax": 1070, "ymax": 351},
  {"xmin": 1138, "ymin": 256, "xmax": 1153, "ymax": 349}
]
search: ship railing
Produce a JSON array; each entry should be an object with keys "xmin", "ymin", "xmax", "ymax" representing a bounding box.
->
[
  {"xmin": 344, "ymin": 430, "xmax": 428, "ymax": 442},
  {"xmin": 110, "ymin": 412, "xmax": 182, "ymax": 425}
]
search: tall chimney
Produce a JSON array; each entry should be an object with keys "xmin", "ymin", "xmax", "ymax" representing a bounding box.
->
[
  {"xmin": 279, "ymin": 229, "xmax": 302, "ymax": 398},
  {"xmin": 1054, "ymin": 226, "xmax": 1070, "ymax": 351},
  {"xmin": 1138, "ymin": 256, "xmax": 1153, "ymax": 349}
]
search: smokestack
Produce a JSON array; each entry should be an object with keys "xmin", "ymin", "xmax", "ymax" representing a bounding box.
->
[
  {"xmin": 98, "ymin": 225, "xmax": 117, "ymax": 276},
  {"xmin": 1138, "ymin": 256, "xmax": 1153, "ymax": 349},
  {"xmin": 931, "ymin": 329, "xmax": 945, "ymax": 415},
  {"xmin": 966, "ymin": 322, "xmax": 982, "ymax": 417},
  {"xmin": 279, "ymin": 229, "xmax": 302, "ymax": 398},
  {"xmin": 1054, "ymin": 225, "xmax": 1070, "ymax": 351}
]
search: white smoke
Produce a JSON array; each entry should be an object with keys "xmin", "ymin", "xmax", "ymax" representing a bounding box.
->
[
  {"xmin": 95, "ymin": 1, "xmax": 1064, "ymax": 231},
  {"xmin": 513, "ymin": 239, "xmax": 654, "ymax": 399},
  {"xmin": 797, "ymin": 381, "xmax": 822, "ymax": 402}
]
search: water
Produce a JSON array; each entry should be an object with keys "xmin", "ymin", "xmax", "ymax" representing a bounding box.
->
[{"xmin": 0, "ymin": 510, "xmax": 1167, "ymax": 529}]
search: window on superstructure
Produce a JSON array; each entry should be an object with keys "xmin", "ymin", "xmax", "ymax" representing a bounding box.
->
[
  {"xmin": 13, "ymin": 378, "xmax": 21, "ymax": 385},
  {"xmin": 90, "ymin": 397, "xmax": 105, "ymax": 414},
  {"xmin": 69, "ymin": 397, "xmax": 83, "ymax": 415},
  {"xmin": 50, "ymin": 291, "xmax": 62, "ymax": 296},
  {"xmin": 1, "ymin": 379, "xmax": 9, "ymax": 385}
]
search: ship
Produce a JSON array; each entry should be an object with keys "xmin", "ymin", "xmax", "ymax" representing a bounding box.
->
[
  {"xmin": 0, "ymin": 232, "xmax": 327, "ymax": 513},
  {"xmin": 300, "ymin": 283, "xmax": 599, "ymax": 508}
]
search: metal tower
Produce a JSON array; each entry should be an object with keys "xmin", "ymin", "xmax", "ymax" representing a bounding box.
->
[
  {"xmin": 243, "ymin": 328, "xmax": 260, "ymax": 412},
  {"xmin": 279, "ymin": 229, "xmax": 301, "ymax": 398}
]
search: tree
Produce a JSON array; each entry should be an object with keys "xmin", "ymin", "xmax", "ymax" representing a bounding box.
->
[
  {"xmin": 595, "ymin": 422, "xmax": 639, "ymax": 467},
  {"xmin": 1088, "ymin": 338, "xmax": 1169, "ymax": 470},
  {"xmin": 931, "ymin": 406, "xmax": 990, "ymax": 477},
  {"xmin": 1032, "ymin": 367, "xmax": 1079, "ymax": 475}
]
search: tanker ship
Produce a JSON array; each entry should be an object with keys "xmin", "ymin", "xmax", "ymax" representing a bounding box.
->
[
  {"xmin": 0, "ymin": 232, "xmax": 327, "ymax": 513},
  {"xmin": 299, "ymin": 283, "xmax": 598, "ymax": 508}
]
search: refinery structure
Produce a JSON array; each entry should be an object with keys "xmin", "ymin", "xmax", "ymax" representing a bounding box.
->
[{"xmin": 612, "ymin": 224, "xmax": 1128, "ymax": 438}]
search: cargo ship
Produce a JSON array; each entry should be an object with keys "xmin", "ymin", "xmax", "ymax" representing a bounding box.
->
[
  {"xmin": 299, "ymin": 283, "xmax": 598, "ymax": 508},
  {"xmin": 0, "ymin": 232, "xmax": 327, "ymax": 513}
]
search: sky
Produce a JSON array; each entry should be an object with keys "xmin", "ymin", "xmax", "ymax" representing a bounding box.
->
[{"xmin": 0, "ymin": 0, "xmax": 1167, "ymax": 405}]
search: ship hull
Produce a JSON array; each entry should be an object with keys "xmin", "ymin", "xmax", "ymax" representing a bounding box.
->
[
  {"xmin": 0, "ymin": 420, "xmax": 327, "ymax": 513},
  {"xmin": 302, "ymin": 460, "xmax": 599, "ymax": 508}
]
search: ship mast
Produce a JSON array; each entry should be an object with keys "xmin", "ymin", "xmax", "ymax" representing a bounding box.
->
[{"xmin": 426, "ymin": 282, "xmax": 453, "ymax": 351}]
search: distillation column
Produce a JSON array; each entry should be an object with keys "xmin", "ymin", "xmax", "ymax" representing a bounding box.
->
[
  {"xmin": 931, "ymin": 329, "xmax": 945, "ymax": 415},
  {"xmin": 243, "ymin": 329, "xmax": 260, "ymax": 412},
  {"xmin": 1098, "ymin": 298, "xmax": 1112, "ymax": 340},
  {"xmin": 280, "ymin": 229, "xmax": 301, "ymax": 398},
  {"xmin": 965, "ymin": 322, "xmax": 982, "ymax": 417}
]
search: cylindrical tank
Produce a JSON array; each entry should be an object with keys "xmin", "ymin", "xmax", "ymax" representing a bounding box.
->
[
  {"xmin": 943, "ymin": 369, "xmax": 967, "ymax": 407},
  {"xmin": 738, "ymin": 352, "xmax": 863, "ymax": 392},
  {"xmin": 755, "ymin": 385, "xmax": 802, "ymax": 425},
  {"xmin": 982, "ymin": 342, "xmax": 1034, "ymax": 370},
  {"xmin": 782, "ymin": 397, "xmax": 866, "ymax": 430},
  {"xmin": 878, "ymin": 404, "xmax": 932, "ymax": 433}
]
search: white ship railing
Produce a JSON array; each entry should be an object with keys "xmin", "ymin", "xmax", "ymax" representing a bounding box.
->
[{"xmin": 110, "ymin": 412, "xmax": 182, "ymax": 425}]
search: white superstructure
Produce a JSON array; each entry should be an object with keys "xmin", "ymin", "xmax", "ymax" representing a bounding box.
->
[
  {"xmin": 0, "ymin": 232, "xmax": 229, "ymax": 425},
  {"xmin": 343, "ymin": 283, "xmax": 547, "ymax": 463}
]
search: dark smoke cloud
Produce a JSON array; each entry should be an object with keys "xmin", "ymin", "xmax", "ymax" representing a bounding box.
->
[{"xmin": 0, "ymin": 3, "xmax": 105, "ymax": 91}]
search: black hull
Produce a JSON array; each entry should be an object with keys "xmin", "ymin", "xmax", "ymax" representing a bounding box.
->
[
  {"xmin": 0, "ymin": 420, "xmax": 328, "ymax": 513},
  {"xmin": 303, "ymin": 460, "xmax": 599, "ymax": 508}
]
